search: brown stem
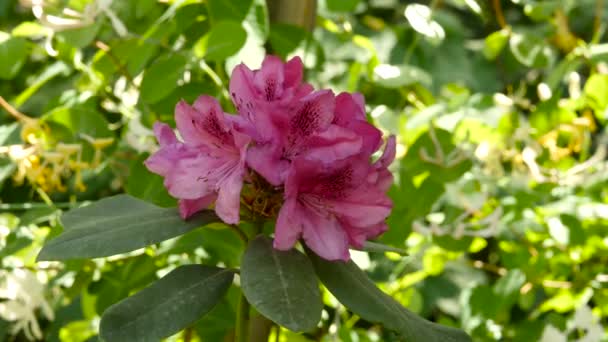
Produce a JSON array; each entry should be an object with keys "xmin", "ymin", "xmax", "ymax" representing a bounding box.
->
[
  {"xmin": 267, "ymin": 0, "xmax": 317, "ymax": 32},
  {"xmin": 595, "ymin": 0, "xmax": 605, "ymax": 38},
  {"xmin": 0, "ymin": 96, "xmax": 35, "ymax": 123},
  {"xmin": 95, "ymin": 40, "xmax": 136, "ymax": 87},
  {"xmin": 183, "ymin": 327, "xmax": 193, "ymax": 342},
  {"xmin": 492, "ymin": 0, "xmax": 507, "ymax": 29}
]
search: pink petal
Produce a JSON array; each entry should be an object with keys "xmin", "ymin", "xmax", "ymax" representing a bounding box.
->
[
  {"xmin": 376, "ymin": 135, "xmax": 396, "ymax": 169},
  {"xmin": 215, "ymin": 167, "xmax": 245, "ymax": 224},
  {"xmin": 175, "ymin": 96, "xmax": 232, "ymax": 147},
  {"xmin": 246, "ymin": 144, "xmax": 289, "ymax": 186},
  {"xmin": 273, "ymin": 198, "xmax": 302, "ymax": 250},
  {"xmin": 304, "ymin": 125, "xmax": 363, "ymax": 163},
  {"xmin": 328, "ymin": 198, "xmax": 392, "ymax": 228},
  {"xmin": 230, "ymin": 64, "xmax": 257, "ymax": 121},
  {"xmin": 344, "ymin": 222, "xmax": 388, "ymax": 248},
  {"xmin": 254, "ymin": 55, "xmax": 285, "ymax": 101},
  {"xmin": 179, "ymin": 195, "xmax": 216, "ymax": 219},
  {"xmin": 145, "ymin": 144, "xmax": 197, "ymax": 177},
  {"xmin": 300, "ymin": 207, "xmax": 350, "ymax": 261},
  {"xmin": 334, "ymin": 92, "xmax": 366, "ymax": 126},
  {"xmin": 283, "ymin": 56, "xmax": 303, "ymax": 88},
  {"xmin": 165, "ymin": 154, "xmax": 226, "ymax": 199},
  {"xmin": 288, "ymin": 90, "xmax": 335, "ymax": 139},
  {"xmin": 153, "ymin": 122, "xmax": 178, "ymax": 146}
]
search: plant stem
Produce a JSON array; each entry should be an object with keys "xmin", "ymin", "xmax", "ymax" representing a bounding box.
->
[
  {"xmin": 229, "ymin": 224, "xmax": 250, "ymax": 243},
  {"xmin": 235, "ymin": 290, "xmax": 250, "ymax": 342},
  {"xmin": 0, "ymin": 96, "xmax": 35, "ymax": 123}
]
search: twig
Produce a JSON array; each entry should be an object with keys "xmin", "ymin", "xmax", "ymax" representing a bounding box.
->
[
  {"xmin": 492, "ymin": 0, "xmax": 507, "ymax": 29},
  {"xmin": 95, "ymin": 40, "xmax": 136, "ymax": 88},
  {"xmin": 229, "ymin": 224, "xmax": 250, "ymax": 243},
  {"xmin": 0, "ymin": 96, "xmax": 35, "ymax": 123},
  {"xmin": 595, "ymin": 0, "xmax": 605, "ymax": 39}
]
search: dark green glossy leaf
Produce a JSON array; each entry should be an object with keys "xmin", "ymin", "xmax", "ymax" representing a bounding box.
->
[
  {"xmin": 100, "ymin": 265, "xmax": 234, "ymax": 342},
  {"xmin": 241, "ymin": 236, "xmax": 322, "ymax": 332},
  {"xmin": 309, "ymin": 252, "xmax": 472, "ymax": 342},
  {"xmin": 37, "ymin": 195, "xmax": 218, "ymax": 260}
]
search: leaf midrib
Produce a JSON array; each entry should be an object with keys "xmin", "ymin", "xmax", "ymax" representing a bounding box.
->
[
  {"xmin": 46, "ymin": 214, "xmax": 192, "ymax": 250},
  {"xmin": 338, "ymin": 262, "xmax": 467, "ymax": 342},
  {"xmin": 270, "ymin": 248, "xmax": 297, "ymax": 328}
]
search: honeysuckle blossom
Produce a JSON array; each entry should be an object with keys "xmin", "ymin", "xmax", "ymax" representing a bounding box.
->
[
  {"xmin": 145, "ymin": 95, "xmax": 249, "ymax": 224},
  {"xmin": 0, "ymin": 269, "xmax": 54, "ymax": 341},
  {"xmin": 147, "ymin": 55, "xmax": 396, "ymax": 260}
]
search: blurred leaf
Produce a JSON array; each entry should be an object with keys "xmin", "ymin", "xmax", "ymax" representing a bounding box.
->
[
  {"xmin": 404, "ymin": 4, "xmax": 445, "ymax": 42},
  {"xmin": 57, "ymin": 21, "xmax": 103, "ymax": 48},
  {"xmin": 584, "ymin": 74, "xmax": 608, "ymax": 112},
  {"xmin": 11, "ymin": 21, "xmax": 50, "ymax": 38},
  {"xmin": 509, "ymin": 31, "xmax": 553, "ymax": 67},
  {"xmin": 327, "ymin": 0, "xmax": 361, "ymax": 12},
  {"xmin": 241, "ymin": 236, "xmax": 322, "ymax": 332},
  {"xmin": 483, "ymin": 28, "xmax": 510, "ymax": 60},
  {"xmin": 42, "ymin": 106, "xmax": 112, "ymax": 139},
  {"xmin": 194, "ymin": 21, "xmax": 247, "ymax": 61},
  {"xmin": 374, "ymin": 64, "xmax": 432, "ymax": 88},
  {"xmin": 269, "ymin": 23, "xmax": 306, "ymax": 58},
  {"xmin": 140, "ymin": 54, "xmax": 187, "ymax": 104},
  {"xmin": 59, "ymin": 320, "xmax": 96, "ymax": 342},
  {"xmin": 0, "ymin": 158, "xmax": 15, "ymax": 187},
  {"xmin": 126, "ymin": 153, "xmax": 176, "ymax": 207},
  {"xmin": 37, "ymin": 195, "xmax": 219, "ymax": 260},
  {"xmin": 309, "ymin": 253, "xmax": 472, "ymax": 341},
  {"xmin": 207, "ymin": 0, "xmax": 253, "ymax": 23},
  {"xmin": 100, "ymin": 265, "xmax": 234, "ymax": 342},
  {"xmin": 0, "ymin": 35, "xmax": 28, "ymax": 80}
]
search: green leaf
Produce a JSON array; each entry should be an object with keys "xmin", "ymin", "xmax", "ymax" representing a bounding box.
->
[
  {"xmin": 57, "ymin": 21, "xmax": 102, "ymax": 48},
  {"xmin": 194, "ymin": 21, "xmax": 247, "ymax": 61},
  {"xmin": 207, "ymin": 0, "xmax": 253, "ymax": 23},
  {"xmin": 308, "ymin": 252, "xmax": 472, "ymax": 342},
  {"xmin": 100, "ymin": 265, "xmax": 234, "ymax": 342},
  {"xmin": 241, "ymin": 236, "xmax": 322, "ymax": 332},
  {"xmin": 126, "ymin": 153, "xmax": 176, "ymax": 207},
  {"xmin": 42, "ymin": 106, "xmax": 113, "ymax": 139},
  {"xmin": 361, "ymin": 241, "xmax": 408, "ymax": 255},
  {"xmin": 268, "ymin": 23, "xmax": 307, "ymax": 58},
  {"xmin": 483, "ymin": 28, "xmax": 510, "ymax": 60},
  {"xmin": 0, "ymin": 35, "xmax": 28, "ymax": 80},
  {"xmin": 11, "ymin": 21, "xmax": 50, "ymax": 38},
  {"xmin": 509, "ymin": 31, "xmax": 553, "ymax": 68},
  {"xmin": 139, "ymin": 54, "xmax": 187, "ymax": 104},
  {"xmin": 37, "ymin": 195, "xmax": 219, "ymax": 261},
  {"xmin": 326, "ymin": 0, "xmax": 361, "ymax": 12},
  {"xmin": 584, "ymin": 74, "xmax": 608, "ymax": 112},
  {"xmin": 374, "ymin": 64, "xmax": 432, "ymax": 88}
]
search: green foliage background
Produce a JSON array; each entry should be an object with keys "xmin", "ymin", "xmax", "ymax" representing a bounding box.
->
[{"xmin": 1, "ymin": 0, "xmax": 607, "ymax": 341}]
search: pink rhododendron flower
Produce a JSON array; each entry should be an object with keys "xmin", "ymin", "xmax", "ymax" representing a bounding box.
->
[
  {"xmin": 145, "ymin": 95, "xmax": 249, "ymax": 224},
  {"xmin": 147, "ymin": 55, "xmax": 396, "ymax": 261},
  {"xmin": 229, "ymin": 55, "xmax": 313, "ymax": 141},
  {"xmin": 245, "ymin": 90, "xmax": 365, "ymax": 185},
  {"xmin": 274, "ymin": 137, "xmax": 396, "ymax": 261}
]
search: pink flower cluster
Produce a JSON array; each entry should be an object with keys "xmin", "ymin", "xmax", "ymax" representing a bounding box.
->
[{"xmin": 145, "ymin": 56, "xmax": 395, "ymax": 261}]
